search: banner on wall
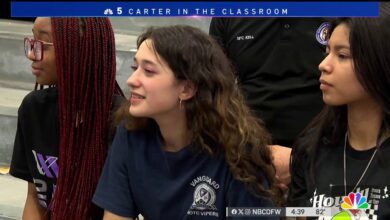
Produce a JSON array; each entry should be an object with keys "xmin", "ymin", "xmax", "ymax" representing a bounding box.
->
[{"xmin": 11, "ymin": 1, "xmax": 380, "ymax": 17}]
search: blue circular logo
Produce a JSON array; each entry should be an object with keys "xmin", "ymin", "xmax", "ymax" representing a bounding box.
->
[{"xmin": 316, "ymin": 22, "xmax": 330, "ymax": 45}]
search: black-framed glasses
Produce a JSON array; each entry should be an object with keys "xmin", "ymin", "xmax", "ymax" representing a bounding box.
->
[{"xmin": 24, "ymin": 37, "xmax": 54, "ymax": 61}]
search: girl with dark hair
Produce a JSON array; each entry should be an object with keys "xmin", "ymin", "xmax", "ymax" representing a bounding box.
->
[
  {"xmin": 288, "ymin": 3, "xmax": 390, "ymax": 219},
  {"xmin": 10, "ymin": 17, "xmax": 124, "ymax": 219},
  {"xmin": 93, "ymin": 25, "xmax": 282, "ymax": 219}
]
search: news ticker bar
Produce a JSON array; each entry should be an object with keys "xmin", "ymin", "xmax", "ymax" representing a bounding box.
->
[
  {"xmin": 226, "ymin": 207, "xmax": 337, "ymax": 217},
  {"xmin": 11, "ymin": 1, "xmax": 379, "ymax": 17}
]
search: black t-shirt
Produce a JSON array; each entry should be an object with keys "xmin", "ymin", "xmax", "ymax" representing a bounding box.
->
[
  {"xmin": 209, "ymin": 18, "xmax": 326, "ymax": 146},
  {"xmin": 10, "ymin": 87, "xmax": 59, "ymax": 208},
  {"xmin": 288, "ymin": 135, "xmax": 390, "ymax": 219},
  {"xmin": 10, "ymin": 87, "xmax": 123, "ymax": 214}
]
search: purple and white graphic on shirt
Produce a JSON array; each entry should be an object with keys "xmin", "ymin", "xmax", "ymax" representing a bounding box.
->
[
  {"xmin": 32, "ymin": 150, "xmax": 59, "ymax": 178},
  {"xmin": 33, "ymin": 178, "xmax": 56, "ymax": 209},
  {"xmin": 34, "ymin": 178, "xmax": 48, "ymax": 208}
]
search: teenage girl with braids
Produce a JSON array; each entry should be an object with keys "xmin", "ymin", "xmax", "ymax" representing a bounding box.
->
[
  {"xmin": 93, "ymin": 25, "xmax": 282, "ymax": 220},
  {"xmin": 288, "ymin": 3, "xmax": 390, "ymax": 219},
  {"xmin": 10, "ymin": 17, "xmax": 124, "ymax": 219}
]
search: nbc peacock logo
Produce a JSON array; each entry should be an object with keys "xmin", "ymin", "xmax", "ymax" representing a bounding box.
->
[
  {"xmin": 341, "ymin": 192, "xmax": 369, "ymax": 210},
  {"xmin": 332, "ymin": 192, "xmax": 370, "ymax": 220}
]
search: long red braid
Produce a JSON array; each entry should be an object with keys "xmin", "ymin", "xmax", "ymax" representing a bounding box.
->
[{"xmin": 50, "ymin": 18, "xmax": 122, "ymax": 219}]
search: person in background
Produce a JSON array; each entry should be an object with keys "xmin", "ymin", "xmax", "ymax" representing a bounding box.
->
[
  {"xmin": 10, "ymin": 17, "xmax": 124, "ymax": 219},
  {"xmin": 209, "ymin": 18, "xmax": 328, "ymax": 186}
]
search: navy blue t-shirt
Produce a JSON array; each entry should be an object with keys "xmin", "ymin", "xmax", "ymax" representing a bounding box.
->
[{"xmin": 93, "ymin": 124, "xmax": 276, "ymax": 219}]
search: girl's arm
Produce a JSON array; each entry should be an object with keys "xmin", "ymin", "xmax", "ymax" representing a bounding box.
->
[{"xmin": 22, "ymin": 182, "xmax": 49, "ymax": 220}]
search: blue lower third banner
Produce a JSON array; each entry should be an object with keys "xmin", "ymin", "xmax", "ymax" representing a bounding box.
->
[{"xmin": 11, "ymin": 1, "xmax": 379, "ymax": 17}]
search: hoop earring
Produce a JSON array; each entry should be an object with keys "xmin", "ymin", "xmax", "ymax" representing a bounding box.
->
[{"xmin": 179, "ymin": 98, "xmax": 183, "ymax": 110}]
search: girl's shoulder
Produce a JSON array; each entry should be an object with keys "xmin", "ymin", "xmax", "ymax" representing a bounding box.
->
[
  {"xmin": 21, "ymin": 87, "xmax": 58, "ymax": 107},
  {"xmin": 379, "ymin": 137, "xmax": 390, "ymax": 165},
  {"xmin": 292, "ymin": 127, "xmax": 334, "ymax": 164},
  {"xmin": 18, "ymin": 88, "xmax": 58, "ymax": 118}
]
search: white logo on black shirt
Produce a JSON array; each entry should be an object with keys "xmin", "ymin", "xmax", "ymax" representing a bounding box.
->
[
  {"xmin": 236, "ymin": 35, "xmax": 254, "ymax": 41},
  {"xmin": 187, "ymin": 176, "xmax": 219, "ymax": 217},
  {"xmin": 193, "ymin": 183, "xmax": 217, "ymax": 210}
]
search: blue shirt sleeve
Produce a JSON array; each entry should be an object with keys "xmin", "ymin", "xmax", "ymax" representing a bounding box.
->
[{"xmin": 92, "ymin": 124, "xmax": 139, "ymax": 218}]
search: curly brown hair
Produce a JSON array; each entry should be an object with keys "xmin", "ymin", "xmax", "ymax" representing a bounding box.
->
[{"xmin": 115, "ymin": 25, "xmax": 283, "ymax": 205}]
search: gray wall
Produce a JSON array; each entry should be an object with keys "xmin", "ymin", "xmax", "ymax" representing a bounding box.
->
[
  {"xmin": 0, "ymin": 18, "xmax": 211, "ymax": 91},
  {"xmin": 0, "ymin": 17, "xmax": 211, "ymax": 165},
  {"xmin": 0, "ymin": 115, "xmax": 16, "ymax": 166}
]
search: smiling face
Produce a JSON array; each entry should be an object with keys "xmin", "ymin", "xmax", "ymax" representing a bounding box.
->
[
  {"xmin": 318, "ymin": 23, "xmax": 370, "ymax": 106},
  {"xmin": 127, "ymin": 39, "xmax": 191, "ymax": 120},
  {"xmin": 28, "ymin": 17, "xmax": 57, "ymax": 85}
]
